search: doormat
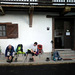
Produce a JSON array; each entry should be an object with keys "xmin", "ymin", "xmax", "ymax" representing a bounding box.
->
[{"xmin": 63, "ymin": 58, "xmax": 72, "ymax": 61}]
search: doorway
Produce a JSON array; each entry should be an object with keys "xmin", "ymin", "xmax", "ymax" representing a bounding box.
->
[{"xmin": 54, "ymin": 18, "xmax": 74, "ymax": 49}]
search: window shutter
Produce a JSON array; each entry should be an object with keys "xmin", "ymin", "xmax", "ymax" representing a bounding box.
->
[{"xmin": 6, "ymin": 24, "xmax": 18, "ymax": 38}]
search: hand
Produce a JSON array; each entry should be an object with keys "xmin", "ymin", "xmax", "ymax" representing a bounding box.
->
[
  {"xmin": 31, "ymin": 49, "xmax": 34, "ymax": 53},
  {"xmin": 34, "ymin": 52, "xmax": 36, "ymax": 54}
]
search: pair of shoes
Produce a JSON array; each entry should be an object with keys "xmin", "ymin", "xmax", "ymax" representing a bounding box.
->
[
  {"xmin": 29, "ymin": 58, "xmax": 34, "ymax": 62},
  {"xmin": 46, "ymin": 57, "xmax": 50, "ymax": 61},
  {"xmin": 7, "ymin": 59, "xmax": 12, "ymax": 63},
  {"xmin": 7, "ymin": 59, "xmax": 13, "ymax": 63}
]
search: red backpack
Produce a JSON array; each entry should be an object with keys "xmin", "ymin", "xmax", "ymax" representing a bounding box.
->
[{"xmin": 37, "ymin": 44, "xmax": 43, "ymax": 54}]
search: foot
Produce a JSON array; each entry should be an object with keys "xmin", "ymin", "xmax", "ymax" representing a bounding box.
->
[
  {"xmin": 7, "ymin": 59, "xmax": 12, "ymax": 63},
  {"xmin": 29, "ymin": 58, "xmax": 34, "ymax": 62}
]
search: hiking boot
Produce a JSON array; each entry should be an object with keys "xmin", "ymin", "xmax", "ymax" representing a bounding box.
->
[{"xmin": 7, "ymin": 59, "xmax": 12, "ymax": 63}]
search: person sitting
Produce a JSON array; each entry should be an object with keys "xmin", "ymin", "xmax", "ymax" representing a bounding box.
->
[
  {"xmin": 26, "ymin": 42, "xmax": 38, "ymax": 61},
  {"xmin": 5, "ymin": 45, "xmax": 15, "ymax": 62}
]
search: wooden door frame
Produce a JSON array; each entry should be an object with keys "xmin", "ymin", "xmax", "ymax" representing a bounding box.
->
[
  {"xmin": 52, "ymin": 17, "xmax": 75, "ymax": 51},
  {"xmin": 52, "ymin": 18, "xmax": 55, "ymax": 52}
]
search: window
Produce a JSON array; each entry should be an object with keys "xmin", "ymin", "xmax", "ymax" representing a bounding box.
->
[
  {"xmin": 0, "ymin": 25, "xmax": 6, "ymax": 37},
  {"xmin": 0, "ymin": 23, "xmax": 18, "ymax": 39}
]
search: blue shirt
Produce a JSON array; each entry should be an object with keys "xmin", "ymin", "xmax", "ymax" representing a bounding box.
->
[{"xmin": 5, "ymin": 46, "xmax": 14, "ymax": 57}]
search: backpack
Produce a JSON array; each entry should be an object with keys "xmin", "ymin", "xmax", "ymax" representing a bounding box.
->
[
  {"xmin": 53, "ymin": 51, "xmax": 62, "ymax": 61},
  {"xmin": 17, "ymin": 44, "xmax": 23, "ymax": 52}
]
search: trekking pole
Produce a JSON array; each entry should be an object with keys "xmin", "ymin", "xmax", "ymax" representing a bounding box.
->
[{"xmin": 24, "ymin": 54, "xmax": 27, "ymax": 62}]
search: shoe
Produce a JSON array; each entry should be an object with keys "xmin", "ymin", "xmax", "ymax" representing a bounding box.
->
[
  {"xmin": 7, "ymin": 59, "xmax": 11, "ymax": 63},
  {"xmin": 46, "ymin": 57, "xmax": 50, "ymax": 61},
  {"xmin": 29, "ymin": 58, "xmax": 34, "ymax": 62},
  {"xmin": 15, "ymin": 58, "xmax": 17, "ymax": 62}
]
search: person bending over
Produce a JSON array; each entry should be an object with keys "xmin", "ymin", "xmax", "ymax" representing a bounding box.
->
[{"xmin": 5, "ymin": 45, "xmax": 15, "ymax": 62}]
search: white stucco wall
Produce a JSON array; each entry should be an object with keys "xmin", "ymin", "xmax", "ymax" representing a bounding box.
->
[{"xmin": 0, "ymin": 14, "xmax": 52, "ymax": 53}]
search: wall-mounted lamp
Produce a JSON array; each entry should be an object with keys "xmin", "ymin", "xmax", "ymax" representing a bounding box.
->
[{"xmin": 47, "ymin": 27, "xmax": 50, "ymax": 30}]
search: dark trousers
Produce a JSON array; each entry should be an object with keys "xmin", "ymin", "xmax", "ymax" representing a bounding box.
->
[{"xmin": 27, "ymin": 50, "xmax": 34, "ymax": 56}]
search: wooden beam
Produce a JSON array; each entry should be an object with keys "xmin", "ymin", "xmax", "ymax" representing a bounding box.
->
[
  {"xmin": 46, "ymin": 15, "xmax": 59, "ymax": 18},
  {"xmin": 29, "ymin": 6, "xmax": 34, "ymax": 27},
  {"xmin": 46, "ymin": 15, "xmax": 75, "ymax": 18},
  {"xmin": 1, "ymin": 4, "xmax": 75, "ymax": 8},
  {"xmin": 0, "ymin": 6, "xmax": 5, "ymax": 15}
]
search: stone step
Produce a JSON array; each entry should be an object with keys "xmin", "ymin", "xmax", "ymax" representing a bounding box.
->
[
  {"xmin": 61, "ymin": 57, "xmax": 75, "ymax": 59},
  {"xmin": 56, "ymin": 50, "xmax": 75, "ymax": 56},
  {"xmin": 60, "ymin": 52, "xmax": 75, "ymax": 56},
  {"xmin": 59, "ymin": 51, "xmax": 75, "ymax": 53},
  {"xmin": 59, "ymin": 50, "xmax": 75, "ymax": 52},
  {"xmin": 59, "ymin": 52, "xmax": 73, "ymax": 55},
  {"xmin": 55, "ymin": 49, "xmax": 72, "ymax": 51},
  {"xmin": 60, "ymin": 54, "xmax": 75, "ymax": 56},
  {"xmin": 60, "ymin": 54, "xmax": 75, "ymax": 59},
  {"xmin": 55, "ymin": 50, "xmax": 75, "ymax": 60},
  {"xmin": 58, "ymin": 50, "xmax": 75, "ymax": 55},
  {"xmin": 60, "ymin": 55, "xmax": 75, "ymax": 57}
]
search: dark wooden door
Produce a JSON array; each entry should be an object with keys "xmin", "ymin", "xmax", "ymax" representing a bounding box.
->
[
  {"xmin": 55, "ymin": 37, "xmax": 62, "ymax": 49},
  {"xmin": 64, "ymin": 21, "xmax": 71, "ymax": 48}
]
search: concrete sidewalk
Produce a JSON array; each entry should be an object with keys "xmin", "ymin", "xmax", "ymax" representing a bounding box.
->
[{"xmin": 0, "ymin": 52, "xmax": 75, "ymax": 66}]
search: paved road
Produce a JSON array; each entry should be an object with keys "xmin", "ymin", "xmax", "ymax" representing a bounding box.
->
[{"xmin": 0, "ymin": 63, "xmax": 75, "ymax": 75}]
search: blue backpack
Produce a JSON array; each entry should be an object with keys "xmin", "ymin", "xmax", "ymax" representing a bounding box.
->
[{"xmin": 53, "ymin": 51, "xmax": 62, "ymax": 61}]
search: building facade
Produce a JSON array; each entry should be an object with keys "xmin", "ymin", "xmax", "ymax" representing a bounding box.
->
[{"xmin": 0, "ymin": 0, "xmax": 75, "ymax": 53}]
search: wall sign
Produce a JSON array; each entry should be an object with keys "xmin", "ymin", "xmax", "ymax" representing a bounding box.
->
[{"xmin": 66, "ymin": 32, "xmax": 70, "ymax": 36}]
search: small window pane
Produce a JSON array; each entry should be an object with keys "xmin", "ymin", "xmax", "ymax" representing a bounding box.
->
[
  {"xmin": 0, "ymin": 25, "xmax": 6, "ymax": 37},
  {"xmin": 3, "ymin": 26, "xmax": 6, "ymax": 30},
  {"xmin": 0, "ymin": 32, "xmax": 2, "ymax": 36},
  {"xmin": 0, "ymin": 26, "xmax": 2, "ymax": 30},
  {"xmin": 3, "ymin": 31, "xmax": 6, "ymax": 36}
]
